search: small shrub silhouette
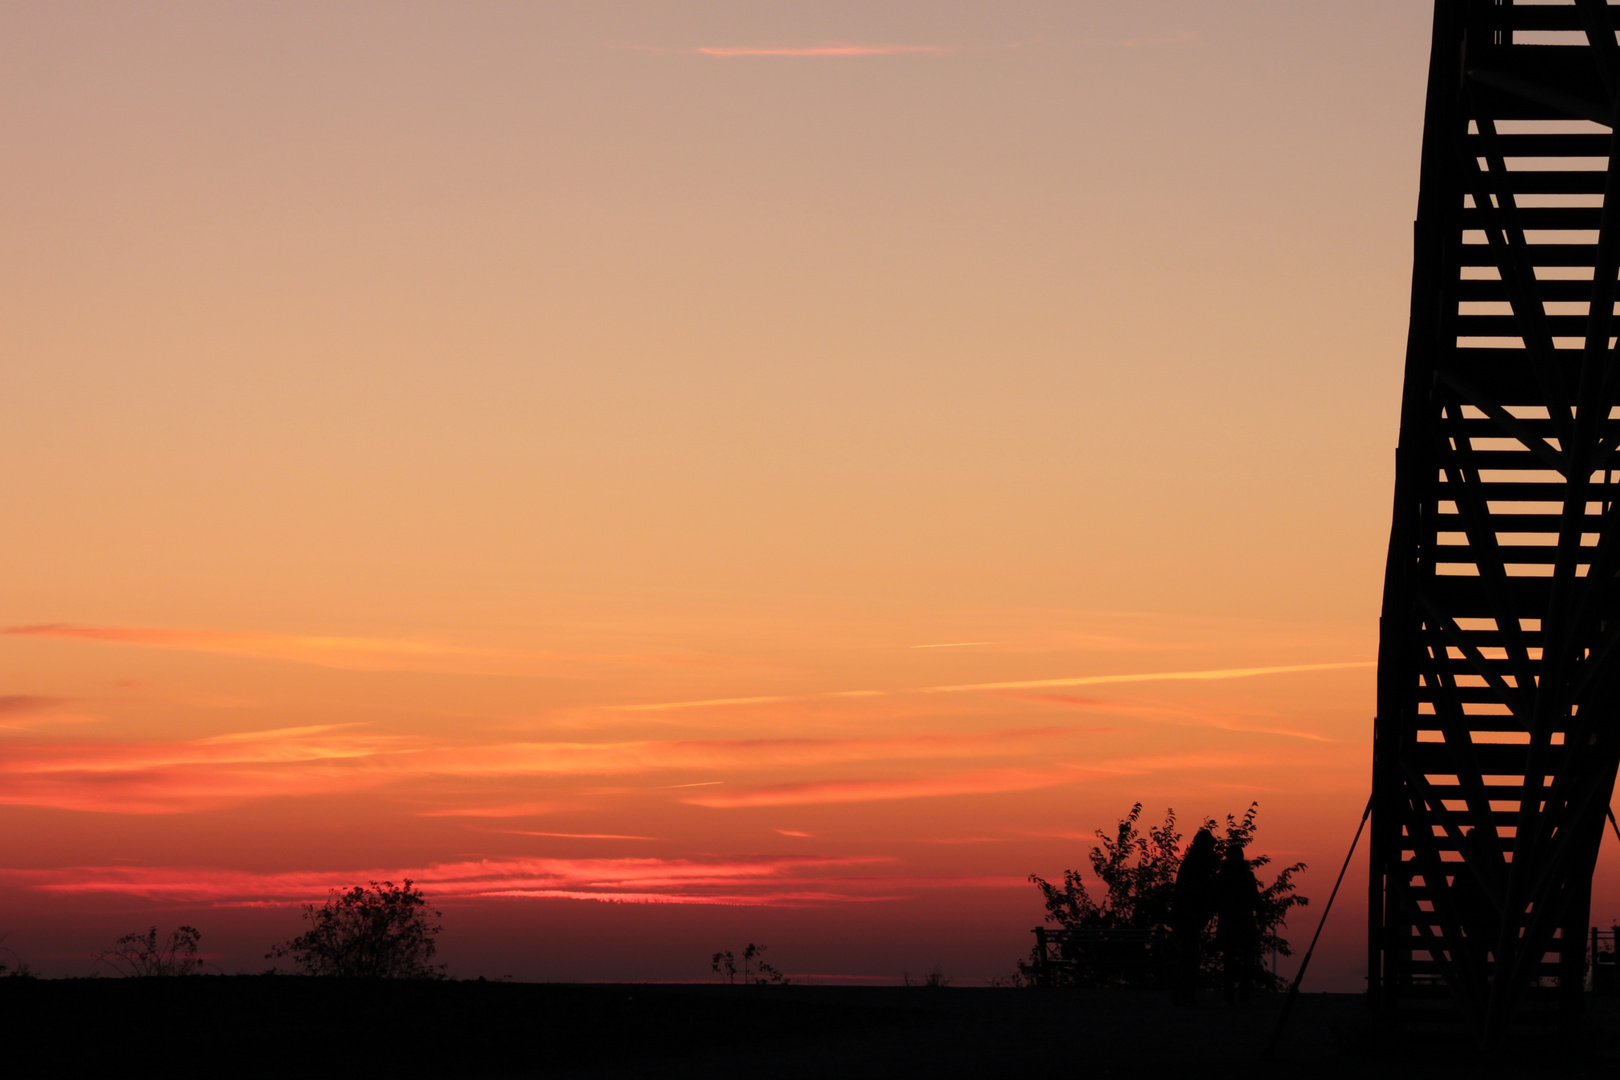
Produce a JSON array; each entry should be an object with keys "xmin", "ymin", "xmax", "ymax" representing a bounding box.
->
[
  {"xmin": 97, "ymin": 926, "xmax": 204, "ymax": 976},
  {"xmin": 903, "ymin": 964, "xmax": 951, "ymax": 988}
]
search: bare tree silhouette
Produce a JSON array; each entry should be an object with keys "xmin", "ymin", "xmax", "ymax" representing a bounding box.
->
[{"xmin": 97, "ymin": 926, "xmax": 204, "ymax": 976}]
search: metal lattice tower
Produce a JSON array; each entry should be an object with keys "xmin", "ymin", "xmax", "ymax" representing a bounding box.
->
[{"xmin": 1373, "ymin": 0, "xmax": 1620, "ymax": 1039}]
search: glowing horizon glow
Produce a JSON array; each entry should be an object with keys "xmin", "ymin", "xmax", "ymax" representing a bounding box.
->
[
  {"xmin": 2, "ymin": 1, "xmax": 1531, "ymax": 989},
  {"xmin": 5, "ymin": 854, "xmax": 901, "ymax": 906}
]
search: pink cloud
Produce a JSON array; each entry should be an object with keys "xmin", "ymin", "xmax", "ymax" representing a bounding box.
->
[
  {"xmin": 0, "ymin": 725, "xmax": 1088, "ymax": 815},
  {"xmin": 0, "ymin": 725, "xmax": 417, "ymax": 813},
  {"xmin": 5, "ymin": 854, "xmax": 897, "ymax": 907},
  {"xmin": 0, "ymin": 725, "xmax": 1267, "ymax": 816}
]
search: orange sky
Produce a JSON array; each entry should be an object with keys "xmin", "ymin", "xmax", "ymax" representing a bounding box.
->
[{"xmin": 9, "ymin": 0, "xmax": 1606, "ymax": 986}]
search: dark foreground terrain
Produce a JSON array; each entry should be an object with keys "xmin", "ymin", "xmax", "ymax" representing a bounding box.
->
[{"xmin": 6, "ymin": 978, "xmax": 1620, "ymax": 1078}]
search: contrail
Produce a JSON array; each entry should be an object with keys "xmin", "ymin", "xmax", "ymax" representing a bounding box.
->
[
  {"xmin": 616, "ymin": 660, "xmax": 1373, "ymax": 712},
  {"xmin": 921, "ymin": 661, "xmax": 1374, "ymax": 694}
]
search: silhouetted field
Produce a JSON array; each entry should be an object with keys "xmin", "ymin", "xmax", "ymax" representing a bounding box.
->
[{"xmin": 7, "ymin": 978, "xmax": 1620, "ymax": 1078}]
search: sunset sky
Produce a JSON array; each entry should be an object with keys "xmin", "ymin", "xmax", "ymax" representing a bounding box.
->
[{"xmin": 7, "ymin": 1, "xmax": 1600, "ymax": 986}]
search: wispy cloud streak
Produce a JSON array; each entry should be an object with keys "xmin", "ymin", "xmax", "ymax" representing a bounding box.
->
[
  {"xmin": 696, "ymin": 44, "xmax": 954, "ymax": 57},
  {"xmin": 417, "ymin": 802, "xmax": 573, "ymax": 819},
  {"xmin": 683, "ymin": 765, "xmax": 1099, "ymax": 808},
  {"xmin": 2, "ymin": 623, "xmax": 707, "ymax": 673},
  {"xmin": 619, "ymin": 661, "xmax": 1372, "ymax": 712},
  {"xmin": 1006, "ymin": 692, "xmax": 1334, "ymax": 742},
  {"xmin": 921, "ymin": 661, "xmax": 1372, "ymax": 693},
  {"xmin": 496, "ymin": 832, "xmax": 658, "ymax": 841},
  {"xmin": 0, "ymin": 726, "xmax": 1080, "ymax": 814},
  {"xmin": 682, "ymin": 752, "xmax": 1263, "ymax": 808},
  {"xmin": 5, "ymin": 854, "xmax": 896, "ymax": 907},
  {"xmin": 617, "ymin": 42, "xmax": 956, "ymax": 58},
  {"xmin": 5, "ymin": 623, "xmax": 469, "ymax": 671}
]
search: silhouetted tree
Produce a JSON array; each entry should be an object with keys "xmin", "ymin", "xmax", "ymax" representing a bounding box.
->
[
  {"xmin": 97, "ymin": 926, "xmax": 204, "ymax": 976},
  {"xmin": 742, "ymin": 943, "xmax": 785, "ymax": 984},
  {"xmin": 1030, "ymin": 804, "xmax": 1183, "ymax": 934},
  {"xmin": 267, "ymin": 880, "xmax": 445, "ymax": 978},
  {"xmin": 1023, "ymin": 802, "xmax": 1307, "ymax": 991},
  {"xmin": 711, "ymin": 943, "xmax": 785, "ymax": 984}
]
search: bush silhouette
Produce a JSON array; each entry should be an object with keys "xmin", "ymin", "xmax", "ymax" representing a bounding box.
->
[
  {"xmin": 1024, "ymin": 802, "xmax": 1306, "ymax": 990},
  {"xmin": 904, "ymin": 964, "xmax": 951, "ymax": 988},
  {"xmin": 267, "ymin": 879, "xmax": 445, "ymax": 978},
  {"xmin": 97, "ymin": 926, "xmax": 204, "ymax": 976}
]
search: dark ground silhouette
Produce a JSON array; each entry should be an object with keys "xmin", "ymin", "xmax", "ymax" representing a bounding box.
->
[{"xmin": 8, "ymin": 979, "xmax": 1620, "ymax": 1078}]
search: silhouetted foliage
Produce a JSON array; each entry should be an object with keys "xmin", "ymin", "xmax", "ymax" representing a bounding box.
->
[
  {"xmin": 98, "ymin": 925, "xmax": 204, "ymax": 976},
  {"xmin": 1023, "ymin": 802, "xmax": 1307, "ymax": 991},
  {"xmin": 904, "ymin": 964, "xmax": 951, "ymax": 988},
  {"xmin": 711, "ymin": 943, "xmax": 786, "ymax": 985},
  {"xmin": 267, "ymin": 879, "xmax": 445, "ymax": 978},
  {"xmin": 985, "ymin": 971, "xmax": 1029, "ymax": 988},
  {"xmin": 0, "ymin": 935, "xmax": 33, "ymax": 979}
]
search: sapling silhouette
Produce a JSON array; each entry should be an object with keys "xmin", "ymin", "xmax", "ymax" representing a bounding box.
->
[
  {"xmin": 97, "ymin": 926, "xmax": 204, "ymax": 976},
  {"xmin": 711, "ymin": 943, "xmax": 786, "ymax": 984}
]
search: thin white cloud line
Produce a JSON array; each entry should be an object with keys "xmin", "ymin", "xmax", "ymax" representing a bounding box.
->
[
  {"xmin": 910, "ymin": 642, "xmax": 999, "ymax": 650},
  {"xmin": 921, "ymin": 661, "xmax": 1375, "ymax": 693},
  {"xmin": 615, "ymin": 661, "xmax": 1373, "ymax": 712}
]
